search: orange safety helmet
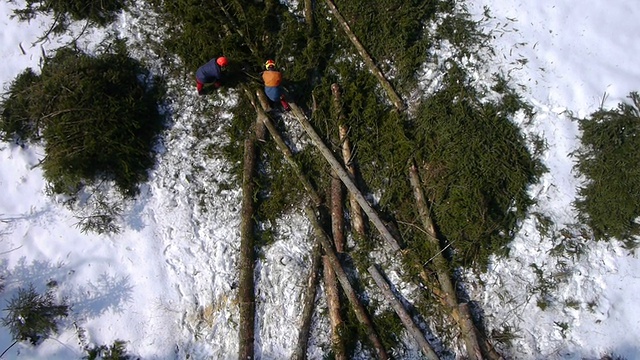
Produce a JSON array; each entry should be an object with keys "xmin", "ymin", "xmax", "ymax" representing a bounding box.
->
[
  {"xmin": 265, "ymin": 59, "xmax": 276, "ymax": 70},
  {"xmin": 216, "ymin": 57, "xmax": 228, "ymax": 67}
]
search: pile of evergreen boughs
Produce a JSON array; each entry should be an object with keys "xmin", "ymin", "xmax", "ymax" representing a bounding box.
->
[
  {"xmin": 407, "ymin": 65, "xmax": 544, "ymax": 267},
  {"xmin": 573, "ymin": 92, "xmax": 640, "ymax": 246},
  {"xmin": 0, "ymin": 41, "xmax": 165, "ymax": 197}
]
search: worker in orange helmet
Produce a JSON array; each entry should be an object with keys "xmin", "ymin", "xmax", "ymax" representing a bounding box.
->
[
  {"xmin": 262, "ymin": 59, "xmax": 290, "ymax": 111},
  {"xmin": 195, "ymin": 56, "xmax": 228, "ymax": 95}
]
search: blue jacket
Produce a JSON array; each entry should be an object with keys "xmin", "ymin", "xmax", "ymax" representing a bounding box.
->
[{"xmin": 196, "ymin": 58, "xmax": 222, "ymax": 83}]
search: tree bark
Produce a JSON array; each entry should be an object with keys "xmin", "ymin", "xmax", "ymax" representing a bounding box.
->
[
  {"xmin": 368, "ymin": 265, "xmax": 440, "ymax": 360},
  {"xmin": 408, "ymin": 161, "xmax": 486, "ymax": 360},
  {"xmin": 332, "ymin": 83, "xmax": 366, "ymax": 237},
  {"xmin": 289, "ymin": 102, "xmax": 402, "ymax": 252},
  {"xmin": 331, "ymin": 172, "xmax": 345, "ymax": 252},
  {"xmin": 256, "ymin": 88, "xmax": 272, "ymax": 113},
  {"xmin": 238, "ymin": 124, "xmax": 259, "ymax": 360},
  {"xmin": 323, "ymin": 0, "xmax": 404, "ymax": 111},
  {"xmin": 304, "ymin": 205, "xmax": 389, "ymax": 360},
  {"xmin": 323, "ymin": 256, "xmax": 347, "ymax": 360},
  {"xmin": 304, "ymin": 0, "xmax": 314, "ymax": 27},
  {"xmin": 292, "ymin": 241, "xmax": 323, "ymax": 360}
]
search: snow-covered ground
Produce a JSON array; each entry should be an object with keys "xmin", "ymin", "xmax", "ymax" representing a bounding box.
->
[
  {"xmin": 466, "ymin": 1, "xmax": 640, "ymax": 359},
  {"xmin": 0, "ymin": 0, "xmax": 639, "ymax": 359}
]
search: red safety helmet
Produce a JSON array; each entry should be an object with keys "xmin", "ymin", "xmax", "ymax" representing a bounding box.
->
[
  {"xmin": 216, "ymin": 57, "xmax": 229, "ymax": 67},
  {"xmin": 265, "ymin": 59, "xmax": 276, "ymax": 70}
]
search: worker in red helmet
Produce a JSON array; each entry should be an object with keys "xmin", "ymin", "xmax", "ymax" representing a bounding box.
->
[
  {"xmin": 195, "ymin": 56, "xmax": 228, "ymax": 95},
  {"xmin": 262, "ymin": 59, "xmax": 290, "ymax": 111}
]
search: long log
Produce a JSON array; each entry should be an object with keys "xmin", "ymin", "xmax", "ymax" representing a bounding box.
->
[
  {"xmin": 329, "ymin": 84, "xmax": 346, "ymax": 253},
  {"xmin": 304, "ymin": 206, "xmax": 389, "ymax": 360},
  {"xmin": 247, "ymin": 88, "xmax": 333, "ymax": 359},
  {"xmin": 408, "ymin": 161, "xmax": 485, "ymax": 360},
  {"xmin": 332, "ymin": 84, "xmax": 366, "ymax": 237},
  {"xmin": 410, "ymin": 162, "xmax": 503, "ymax": 360},
  {"xmin": 328, "ymin": 155, "xmax": 346, "ymax": 356},
  {"xmin": 323, "ymin": 0, "xmax": 404, "ymax": 111},
  {"xmin": 238, "ymin": 124, "xmax": 260, "ymax": 360},
  {"xmin": 289, "ymin": 102, "xmax": 402, "ymax": 252},
  {"xmin": 215, "ymin": 0, "xmax": 260, "ymax": 56},
  {"xmin": 323, "ymin": 256, "xmax": 347, "ymax": 360},
  {"xmin": 244, "ymin": 88, "xmax": 323, "ymax": 207},
  {"xmin": 368, "ymin": 265, "xmax": 440, "ymax": 360},
  {"xmin": 292, "ymin": 241, "xmax": 323, "ymax": 360}
]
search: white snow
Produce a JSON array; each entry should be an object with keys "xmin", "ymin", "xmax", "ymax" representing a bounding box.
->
[
  {"xmin": 1, "ymin": 0, "xmax": 639, "ymax": 359},
  {"xmin": 465, "ymin": 1, "xmax": 640, "ymax": 359}
]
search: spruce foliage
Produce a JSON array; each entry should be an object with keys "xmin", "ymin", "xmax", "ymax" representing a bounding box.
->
[
  {"xmin": 150, "ymin": 0, "xmax": 297, "ymax": 81},
  {"xmin": 84, "ymin": 340, "xmax": 135, "ymax": 360},
  {"xmin": 408, "ymin": 64, "xmax": 544, "ymax": 267},
  {"xmin": 1, "ymin": 286, "xmax": 69, "ymax": 345},
  {"xmin": 0, "ymin": 69, "xmax": 41, "ymax": 143},
  {"xmin": 149, "ymin": 0, "xmax": 542, "ymax": 269},
  {"xmin": 573, "ymin": 92, "xmax": 640, "ymax": 246},
  {"xmin": 0, "ymin": 41, "xmax": 166, "ymax": 197},
  {"xmin": 12, "ymin": 0, "xmax": 130, "ymax": 32},
  {"xmin": 331, "ymin": 0, "xmax": 440, "ymax": 87}
]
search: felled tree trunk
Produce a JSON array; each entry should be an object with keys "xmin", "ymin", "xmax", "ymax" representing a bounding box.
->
[
  {"xmin": 331, "ymin": 172, "xmax": 346, "ymax": 252},
  {"xmin": 304, "ymin": 0, "xmax": 314, "ymax": 27},
  {"xmin": 368, "ymin": 265, "xmax": 440, "ymax": 360},
  {"xmin": 238, "ymin": 124, "xmax": 260, "ymax": 360},
  {"xmin": 304, "ymin": 205, "xmax": 389, "ymax": 360},
  {"xmin": 323, "ymin": 0, "xmax": 404, "ymax": 111},
  {"xmin": 292, "ymin": 242, "xmax": 323, "ymax": 360},
  {"xmin": 215, "ymin": 0, "xmax": 260, "ymax": 56},
  {"xmin": 247, "ymin": 88, "xmax": 329, "ymax": 360},
  {"xmin": 248, "ymin": 88, "xmax": 323, "ymax": 207},
  {"xmin": 289, "ymin": 102, "xmax": 402, "ymax": 252},
  {"xmin": 408, "ymin": 161, "xmax": 500, "ymax": 360},
  {"xmin": 323, "ymin": 256, "xmax": 347, "ymax": 360},
  {"xmin": 328, "ymin": 150, "xmax": 347, "ymax": 357},
  {"xmin": 332, "ymin": 84, "xmax": 366, "ymax": 237}
]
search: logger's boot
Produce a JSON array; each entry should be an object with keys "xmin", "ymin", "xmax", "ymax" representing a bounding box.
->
[{"xmin": 280, "ymin": 95, "xmax": 291, "ymax": 112}]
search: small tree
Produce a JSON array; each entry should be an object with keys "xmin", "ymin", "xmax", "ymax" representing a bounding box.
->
[
  {"xmin": 84, "ymin": 340, "xmax": 136, "ymax": 360},
  {"xmin": 1, "ymin": 285, "xmax": 69, "ymax": 346}
]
